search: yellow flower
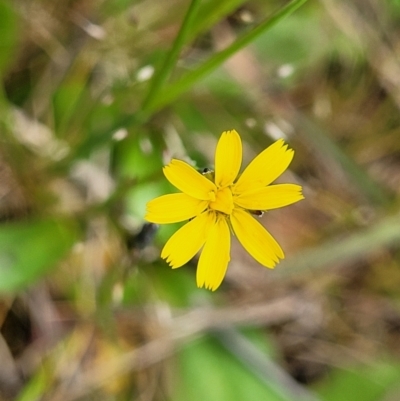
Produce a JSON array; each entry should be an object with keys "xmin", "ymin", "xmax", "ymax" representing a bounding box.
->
[{"xmin": 145, "ymin": 130, "xmax": 304, "ymax": 291}]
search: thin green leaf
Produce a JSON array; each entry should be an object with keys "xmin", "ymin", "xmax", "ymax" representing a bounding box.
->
[
  {"xmin": 16, "ymin": 368, "xmax": 50, "ymax": 401},
  {"xmin": 148, "ymin": 0, "xmax": 309, "ymax": 113},
  {"xmin": 142, "ymin": 0, "xmax": 203, "ymax": 112},
  {"xmin": 214, "ymin": 329, "xmax": 322, "ymax": 401},
  {"xmin": 173, "ymin": 330, "xmax": 320, "ymax": 401},
  {"xmin": 188, "ymin": 0, "xmax": 248, "ymax": 42},
  {"xmin": 276, "ymin": 211, "xmax": 400, "ymax": 276}
]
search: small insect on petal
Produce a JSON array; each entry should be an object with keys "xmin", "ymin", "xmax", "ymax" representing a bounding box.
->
[
  {"xmin": 234, "ymin": 184, "xmax": 304, "ymax": 211},
  {"xmin": 231, "ymin": 208, "xmax": 284, "ymax": 268},
  {"xmin": 163, "ymin": 160, "xmax": 217, "ymax": 201},
  {"xmin": 250, "ymin": 210, "xmax": 264, "ymax": 217}
]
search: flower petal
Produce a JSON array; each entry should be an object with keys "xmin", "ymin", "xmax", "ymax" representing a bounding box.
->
[
  {"xmin": 145, "ymin": 193, "xmax": 208, "ymax": 223},
  {"xmin": 234, "ymin": 184, "xmax": 304, "ymax": 211},
  {"xmin": 197, "ymin": 215, "xmax": 230, "ymax": 291},
  {"xmin": 161, "ymin": 211, "xmax": 216, "ymax": 268},
  {"xmin": 233, "ymin": 139, "xmax": 294, "ymax": 194},
  {"xmin": 215, "ymin": 130, "xmax": 242, "ymax": 187},
  {"xmin": 163, "ymin": 159, "xmax": 217, "ymax": 200},
  {"xmin": 231, "ymin": 208, "xmax": 283, "ymax": 268}
]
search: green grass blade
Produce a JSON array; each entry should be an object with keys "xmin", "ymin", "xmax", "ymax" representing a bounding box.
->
[
  {"xmin": 148, "ymin": 0, "xmax": 309, "ymax": 113},
  {"xmin": 214, "ymin": 329, "xmax": 322, "ymax": 401},
  {"xmin": 277, "ymin": 211, "xmax": 400, "ymax": 276},
  {"xmin": 142, "ymin": 0, "xmax": 203, "ymax": 112},
  {"xmin": 187, "ymin": 0, "xmax": 247, "ymax": 42}
]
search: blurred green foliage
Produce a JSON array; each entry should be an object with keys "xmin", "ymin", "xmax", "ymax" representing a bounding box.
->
[
  {"xmin": 0, "ymin": 0, "xmax": 18, "ymax": 75},
  {"xmin": 1, "ymin": 0, "xmax": 400, "ymax": 400},
  {"xmin": 0, "ymin": 218, "xmax": 78, "ymax": 293}
]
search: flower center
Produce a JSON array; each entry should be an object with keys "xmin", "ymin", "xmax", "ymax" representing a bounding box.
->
[{"xmin": 209, "ymin": 186, "xmax": 234, "ymax": 215}]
